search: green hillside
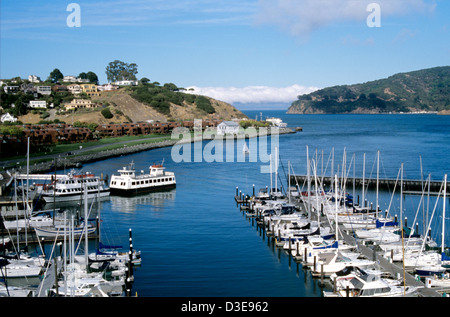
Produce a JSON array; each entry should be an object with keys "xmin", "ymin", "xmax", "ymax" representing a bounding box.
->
[{"xmin": 288, "ymin": 66, "xmax": 450, "ymax": 114}]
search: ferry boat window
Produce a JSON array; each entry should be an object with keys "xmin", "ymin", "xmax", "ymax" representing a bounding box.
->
[{"xmin": 132, "ymin": 182, "xmax": 136, "ymax": 185}]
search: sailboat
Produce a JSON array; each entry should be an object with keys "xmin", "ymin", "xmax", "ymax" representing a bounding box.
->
[
  {"xmin": 243, "ymin": 142, "xmax": 250, "ymax": 155},
  {"xmin": 413, "ymin": 174, "xmax": 448, "ymax": 276},
  {"xmin": 0, "ymin": 252, "xmax": 44, "ymax": 278}
]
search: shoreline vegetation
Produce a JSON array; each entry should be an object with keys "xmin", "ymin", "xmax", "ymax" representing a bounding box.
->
[{"xmin": 2, "ymin": 127, "xmax": 295, "ymax": 174}]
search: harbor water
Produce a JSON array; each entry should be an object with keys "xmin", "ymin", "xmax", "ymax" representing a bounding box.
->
[{"xmin": 37, "ymin": 112, "xmax": 450, "ymax": 297}]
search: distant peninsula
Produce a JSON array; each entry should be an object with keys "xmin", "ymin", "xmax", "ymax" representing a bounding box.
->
[{"xmin": 287, "ymin": 66, "xmax": 450, "ymax": 115}]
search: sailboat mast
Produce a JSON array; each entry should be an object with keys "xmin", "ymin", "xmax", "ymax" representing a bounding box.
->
[
  {"xmin": 307, "ymin": 146, "xmax": 311, "ymax": 220},
  {"xmin": 442, "ymin": 174, "xmax": 447, "ymax": 254},
  {"xmin": 335, "ymin": 174, "xmax": 338, "ymax": 243},
  {"xmin": 400, "ymin": 163, "xmax": 403, "ymax": 223},
  {"xmin": 275, "ymin": 147, "xmax": 278, "ymax": 196},
  {"xmin": 362, "ymin": 153, "xmax": 366, "ymax": 208},
  {"xmin": 288, "ymin": 161, "xmax": 291, "ymax": 204},
  {"xmin": 84, "ymin": 183, "xmax": 89, "ymax": 270},
  {"xmin": 269, "ymin": 154, "xmax": 272, "ymax": 198},
  {"xmin": 376, "ymin": 150, "xmax": 380, "ymax": 219}
]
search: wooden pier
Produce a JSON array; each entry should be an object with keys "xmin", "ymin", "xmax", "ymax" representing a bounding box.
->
[{"xmin": 290, "ymin": 175, "xmax": 447, "ymax": 194}]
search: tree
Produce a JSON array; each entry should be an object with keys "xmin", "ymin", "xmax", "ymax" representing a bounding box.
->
[
  {"xmin": 48, "ymin": 68, "xmax": 63, "ymax": 83},
  {"xmin": 86, "ymin": 71, "xmax": 98, "ymax": 84},
  {"xmin": 105, "ymin": 60, "xmax": 138, "ymax": 83},
  {"xmin": 140, "ymin": 77, "xmax": 150, "ymax": 85},
  {"xmin": 101, "ymin": 108, "xmax": 114, "ymax": 119}
]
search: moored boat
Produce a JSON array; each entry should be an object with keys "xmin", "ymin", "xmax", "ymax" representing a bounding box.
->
[
  {"xmin": 109, "ymin": 161, "xmax": 176, "ymax": 196},
  {"xmin": 37, "ymin": 171, "xmax": 110, "ymax": 203}
]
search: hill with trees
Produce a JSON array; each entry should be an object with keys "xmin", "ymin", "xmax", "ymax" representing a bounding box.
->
[
  {"xmin": 1, "ymin": 60, "xmax": 247, "ymax": 125},
  {"xmin": 287, "ymin": 66, "xmax": 450, "ymax": 114}
]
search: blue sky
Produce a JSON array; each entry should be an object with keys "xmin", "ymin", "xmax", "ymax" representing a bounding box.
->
[{"xmin": 1, "ymin": 0, "xmax": 449, "ymax": 108}]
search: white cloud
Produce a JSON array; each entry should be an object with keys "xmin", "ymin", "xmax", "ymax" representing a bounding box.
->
[
  {"xmin": 185, "ymin": 85, "xmax": 320, "ymax": 104},
  {"xmin": 255, "ymin": 0, "xmax": 436, "ymax": 40}
]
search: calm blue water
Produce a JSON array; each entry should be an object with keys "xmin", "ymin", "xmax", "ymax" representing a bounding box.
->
[{"xmin": 50, "ymin": 112, "xmax": 450, "ymax": 297}]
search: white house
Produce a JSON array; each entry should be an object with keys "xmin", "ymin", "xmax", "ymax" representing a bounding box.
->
[
  {"xmin": 1, "ymin": 113, "xmax": 17, "ymax": 123},
  {"xmin": 63, "ymin": 75, "xmax": 78, "ymax": 83},
  {"xmin": 67, "ymin": 84, "xmax": 82, "ymax": 94},
  {"xmin": 97, "ymin": 83, "xmax": 119, "ymax": 91},
  {"xmin": 217, "ymin": 121, "xmax": 240, "ymax": 135},
  {"xmin": 36, "ymin": 86, "xmax": 52, "ymax": 95},
  {"xmin": 29, "ymin": 100, "xmax": 47, "ymax": 109},
  {"xmin": 3, "ymin": 86, "xmax": 19, "ymax": 94},
  {"xmin": 113, "ymin": 80, "xmax": 138, "ymax": 86},
  {"xmin": 28, "ymin": 75, "xmax": 41, "ymax": 83}
]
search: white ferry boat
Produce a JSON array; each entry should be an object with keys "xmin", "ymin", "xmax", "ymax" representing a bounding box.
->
[
  {"xmin": 37, "ymin": 172, "xmax": 110, "ymax": 203},
  {"xmin": 109, "ymin": 161, "xmax": 176, "ymax": 196}
]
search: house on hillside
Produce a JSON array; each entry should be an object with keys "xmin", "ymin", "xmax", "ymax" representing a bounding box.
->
[
  {"xmin": 1, "ymin": 113, "xmax": 17, "ymax": 123},
  {"xmin": 67, "ymin": 84, "xmax": 82, "ymax": 95},
  {"xmin": 36, "ymin": 86, "xmax": 52, "ymax": 95},
  {"xmin": 217, "ymin": 121, "xmax": 240, "ymax": 135},
  {"xmin": 52, "ymin": 85, "xmax": 68, "ymax": 92},
  {"xmin": 97, "ymin": 83, "xmax": 119, "ymax": 91},
  {"xmin": 80, "ymin": 84, "xmax": 100, "ymax": 97},
  {"xmin": 29, "ymin": 100, "xmax": 47, "ymax": 109},
  {"xmin": 113, "ymin": 80, "xmax": 138, "ymax": 86},
  {"xmin": 3, "ymin": 86, "xmax": 19, "ymax": 94},
  {"xmin": 64, "ymin": 99, "xmax": 97, "ymax": 110},
  {"xmin": 28, "ymin": 75, "xmax": 41, "ymax": 83}
]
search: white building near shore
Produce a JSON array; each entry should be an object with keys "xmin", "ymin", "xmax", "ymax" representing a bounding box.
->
[
  {"xmin": 266, "ymin": 117, "xmax": 287, "ymax": 128},
  {"xmin": 217, "ymin": 121, "xmax": 240, "ymax": 135}
]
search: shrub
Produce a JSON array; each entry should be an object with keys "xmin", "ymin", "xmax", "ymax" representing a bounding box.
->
[
  {"xmin": 101, "ymin": 108, "xmax": 114, "ymax": 119},
  {"xmin": 196, "ymin": 96, "xmax": 215, "ymax": 114}
]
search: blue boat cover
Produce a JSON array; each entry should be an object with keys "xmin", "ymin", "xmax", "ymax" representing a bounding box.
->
[{"xmin": 376, "ymin": 219, "xmax": 398, "ymax": 228}]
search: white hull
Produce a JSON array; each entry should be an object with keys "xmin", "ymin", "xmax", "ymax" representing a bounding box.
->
[
  {"xmin": 109, "ymin": 161, "xmax": 176, "ymax": 196},
  {"xmin": 34, "ymin": 225, "xmax": 96, "ymax": 238},
  {"xmin": 42, "ymin": 191, "xmax": 110, "ymax": 203},
  {"xmin": 3, "ymin": 215, "xmax": 66, "ymax": 230}
]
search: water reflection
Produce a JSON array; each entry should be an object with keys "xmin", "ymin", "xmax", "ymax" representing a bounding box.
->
[{"xmin": 110, "ymin": 189, "xmax": 176, "ymax": 213}]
